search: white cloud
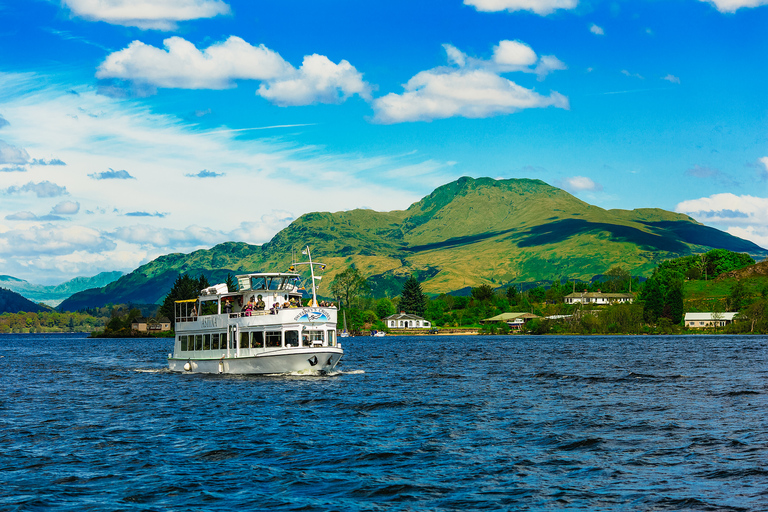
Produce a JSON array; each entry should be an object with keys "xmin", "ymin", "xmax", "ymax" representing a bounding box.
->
[
  {"xmin": 676, "ymin": 193, "xmax": 768, "ymax": 248},
  {"xmin": 4, "ymin": 181, "xmax": 68, "ymax": 197},
  {"xmin": 97, "ymin": 36, "xmax": 292, "ymax": 89},
  {"xmin": 97, "ymin": 36, "xmax": 370, "ymax": 106},
  {"xmin": 590, "ymin": 23, "xmax": 604, "ymax": 35},
  {"xmin": 62, "ymin": 0, "xmax": 231, "ymax": 30},
  {"xmin": 0, "ymin": 139, "xmax": 30, "ymax": 164},
  {"xmin": 699, "ymin": 0, "xmax": 768, "ymax": 13},
  {"xmin": 464, "ymin": 0, "xmax": 578, "ymax": 15},
  {"xmin": 0, "ymin": 224, "xmax": 115, "ymax": 257},
  {"xmin": 52, "ymin": 201, "xmax": 80, "ymax": 215},
  {"xmin": 621, "ymin": 69, "xmax": 644, "ymax": 79},
  {"xmin": 559, "ymin": 176, "xmax": 603, "ymax": 192},
  {"xmin": 758, "ymin": 156, "xmax": 768, "ymax": 174},
  {"xmin": 662, "ymin": 74, "xmax": 681, "ymax": 84},
  {"xmin": 257, "ymin": 54, "xmax": 372, "ymax": 106},
  {"xmin": 372, "ymin": 41, "xmax": 568, "ymax": 123}
]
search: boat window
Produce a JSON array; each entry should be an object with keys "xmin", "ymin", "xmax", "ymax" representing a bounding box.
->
[
  {"xmin": 212, "ymin": 333, "xmax": 220, "ymax": 350},
  {"xmin": 306, "ymin": 330, "xmax": 324, "ymax": 346},
  {"xmin": 251, "ymin": 331, "xmax": 264, "ymax": 348},
  {"xmin": 237, "ymin": 276, "xmax": 251, "ymax": 291},
  {"xmin": 203, "ymin": 334, "xmax": 211, "ymax": 350},
  {"xmin": 180, "ymin": 335, "xmax": 188, "ymax": 351},
  {"xmin": 265, "ymin": 331, "xmax": 281, "ymax": 347},
  {"xmin": 195, "ymin": 334, "xmax": 203, "ymax": 351},
  {"xmin": 250, "ymin": 276, "xmax": 267, "ymax": 290},
  {"xmin": 201, "ymin": 301, "xmax": 218, "ymax": 316},
  {"xmin": 285, "ymin": 330, "xmax": 299, "ymax": 347},
  {"xmin": 327, "ymin": 330, "xmax": 335, "ymax": 347},
  {"xmin": 239, "ymin": 331, "xmax": 250, "ymax": 349}
]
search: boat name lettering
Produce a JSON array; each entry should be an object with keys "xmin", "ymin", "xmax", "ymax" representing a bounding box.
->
[{"xmin": 294, "ymin": 308, "xmax": 329, "ymax": 322}]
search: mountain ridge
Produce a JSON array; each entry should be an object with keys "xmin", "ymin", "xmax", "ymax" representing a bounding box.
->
[{"xmin": 58, "ymin": 177, "xmax": 766, "ymax": 311}]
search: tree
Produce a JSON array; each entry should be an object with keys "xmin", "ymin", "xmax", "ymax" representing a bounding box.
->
[
  {"xmin": 666, "ymin": 283, "xmax": 684, "ymax": 324},
  {"xmin": 399, "ymin": 276, "xmax": 427, "ymax": 316},
  {"xmin": 159, "ymin": 274, "xmax": 208, "ymax": 329},
  {"xmin": 376, "ymin": 297, "xmax": 396, "ymax": 319},
  {"xmin": 640, "ymin": 277, "xmax": 664, "ymax": 323},
  {"xmin": 471, "ymin": 284, "xmax": 494, "ymax": 302},
  {"xmin": 225, "ymin": 273, "xmax": 238, "ymax": 292},
  {"xmin": 330, "ymin": 267, "xmax": 369, "ymax": 309},
  {"xmin": 728, "ymin": 280, "xmax": 748, "ymax": 311},
  {"xmin": 506, "ymin": 285, "xmax": 519, "ymax": 305},
  {"xmin": 605, "ymin": 266, "xmax": 631, "ymax": 293}
]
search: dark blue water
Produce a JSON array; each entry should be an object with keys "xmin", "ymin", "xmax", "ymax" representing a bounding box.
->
[{"xmin": 1, "ymin": 334, "xmax": 767, "ymax": 511}]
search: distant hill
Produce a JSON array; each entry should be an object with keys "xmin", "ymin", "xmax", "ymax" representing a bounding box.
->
[
  {"xmin": 0, "ymin": 271, "xmax": 123, "ymax": 306},
  {"xmin": 0, "ymin": 288, "xmax": 49, "ymax": 314},
  {"xmin": 58, "ymin": 177, "xmax": 767, "ymax": 311}
]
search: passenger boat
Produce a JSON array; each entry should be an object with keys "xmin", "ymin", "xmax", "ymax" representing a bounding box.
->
[{"xmin": 167, "ymin": 247, "xmax": 343, "ymax": 374}]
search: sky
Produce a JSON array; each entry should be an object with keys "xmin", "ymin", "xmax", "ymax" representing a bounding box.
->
[{"xmin": 0, "ymin": 0, "xmax": 766, "ymax": 285}]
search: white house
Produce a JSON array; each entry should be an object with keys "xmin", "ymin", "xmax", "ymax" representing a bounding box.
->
[
  {"xmin": 684, "ymin": 312, "xmax": 738, "ymax": 328},
  {"xmin": 564, "ymin": 292, "xmax": 634, "ymax": 305},
  {"xmin": 383, "ymin": 312, "xmax": 431, "ymax": 329}
]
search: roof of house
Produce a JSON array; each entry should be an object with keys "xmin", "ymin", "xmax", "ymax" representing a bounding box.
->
[
  {"xmin": 684, "ymin": 312, "xmax": 739, "ymax": 321},
  {"xmin": 482, "ymin": 312, "xmax": 540, "ymax": 323},
  {"xmin": 564, "ymin": 292, "xmax": 634, "ymax": 298},
  {"xmin": 383, "ymin": 312, "xmax": 427, "ymax": 321}
]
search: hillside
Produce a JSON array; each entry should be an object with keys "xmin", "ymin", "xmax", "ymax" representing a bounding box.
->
[
  {"xmin": 58, "ymin": 177, "xmax": 767, "ymax": 311},
  {"xmin": 0, "ymin": 271, "xmax": 123, "ymax": 306},
  {"xmin": 0, "ymin": 288, "xmax": 49, "ymax": 314}
]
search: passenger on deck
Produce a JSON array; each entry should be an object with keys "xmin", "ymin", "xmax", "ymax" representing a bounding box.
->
[
  {"xmin": 223, "ymin": 300, "xmax": 232, "ymax": 314},
  {"xmin": 256, "ymin": 295, "xmax": 265, "ymax": 310},
  {"xmin": 270, "ymin": 302, "xmax": 280, "ymax": 315}
]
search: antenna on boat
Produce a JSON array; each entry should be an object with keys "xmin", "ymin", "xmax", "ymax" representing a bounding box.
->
[{"xmin": 292, "ymin": 245, "xmax": 326, "ymax": 307}]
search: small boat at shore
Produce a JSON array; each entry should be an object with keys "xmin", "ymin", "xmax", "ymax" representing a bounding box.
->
[
  {"xmin": 371, "ymin": 330, "xmax": 385, "ymax": 337},
  {"xmin": 168, "ymin": 247, "xmax": 342, "ymax": 375}
]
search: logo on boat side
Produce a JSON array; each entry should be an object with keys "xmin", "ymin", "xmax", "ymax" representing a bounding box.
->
[{"xmin": 294, "ymin": 308, "xmax": 329, "ymax": 322}]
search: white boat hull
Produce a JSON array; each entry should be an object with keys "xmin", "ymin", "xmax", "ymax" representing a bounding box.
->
[{"xmin": 168, "ymin": 346, "xmax": 343, "ymax": 375}]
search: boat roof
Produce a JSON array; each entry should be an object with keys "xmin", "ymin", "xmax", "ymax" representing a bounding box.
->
[{"xmin": 235, "ymin": 272, "xmax": 301, "ymax": 279}]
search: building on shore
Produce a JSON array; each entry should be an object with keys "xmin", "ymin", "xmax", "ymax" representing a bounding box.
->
[
  {"xmin": 481, "ymin": 312, "xmax": 540, "ymax": 331},
  {"xmin": 383, "ymin": 312, "xmax": 431, "ymax": 330},
  {"xmin": 131, "ymin": 317, "xmax": 172, "ymax": 333},
  {"xmin": 684, "ymin": 312, "xmax": 738, "ymax": 329},
  {"xmin": 564, "ymin": 292, "xmax": 634, "ymax": 305}
]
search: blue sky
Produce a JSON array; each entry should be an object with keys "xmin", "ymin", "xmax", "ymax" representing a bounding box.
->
[{"xmin": 0, "ymin": 0, "xmax": 766, "ymax": 284}]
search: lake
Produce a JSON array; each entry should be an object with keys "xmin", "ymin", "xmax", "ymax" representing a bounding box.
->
[{"xmin": 1, "ymin": 333, "xmax": 766, "ymax": 511}]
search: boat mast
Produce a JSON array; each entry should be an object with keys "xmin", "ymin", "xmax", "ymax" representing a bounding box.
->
[{"xmin": 307, "ymin": 245, "xmax": 318, "ymax": 307}]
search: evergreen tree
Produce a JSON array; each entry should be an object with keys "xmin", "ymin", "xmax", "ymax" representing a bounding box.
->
[
  {"xmin": 158, "ymin": 274, "xmax": 207, "ymax": 328},
  {"xmin": 225, "ymin": 273, "xmax": 238, "ymax": 292},
  {"xmin": 640, "ymin": 277, "xmax": 664, "ymax": 323},
  {"xmin": 666, "ymin": 284, "xmax": 684, "ymax": 324},
  {"xmin": 400, "ymin": 276, "xmax": 426, "ymax": 316}
]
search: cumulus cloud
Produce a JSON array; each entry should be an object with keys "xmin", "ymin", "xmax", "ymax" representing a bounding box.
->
[
  {"xmin": 621, "ymin": 70, "xmax": 644, "ymax": 79},
  {"xmin": 0, "ymin": 115, "xmax": 9, "ymax": 129},
  {"xmin": 62, "ymin": 0, "xmax": 231, "ymax": 30},
  {"xmin": 0, "ymin": 139, "xmax": 30, "ymax": 164},
  {"xmin": 5, "ymin": 211, "xmax": 38, "ymax": 221},
  {"xmin": 31, "ymin": 158, "xmax": 66, "ymax": 165},
  {"xmin": 372, "ymin": 41, "xmax": 568, "ymax": 123},
  {"xmin": 464, "ymin": 0, "xmax": 578, "ymax": 15},
  {"xmin": 0, "ymin": 165, "xmax": 27, "ymax": 173},
  {"xmin": 52, "ymin": 201, "xmax": 80, "ymax": 215},
  {"xmin": 4, "ymin": 181, "xmax": 68, "ymax": 197},
  {"xmin": 186, "ymin": 169, "xmax": 224, "ymax": 178},
  {"xmin": 758, "ymin": 156, "xmax": 768, "ymax": 175},
  {"xmin": 699, "ymin": 0, "xmax": 768, "ymax": 12},
  {"xmin": 125, "ymin": 211, "xmax": 167, "ymax": 217},
  {"xmin": 558, "ymin": 176, "xmax": 603, "ymax": 192},
  {"xmin": 662, "ymin": 74, "xmax": 681, "ymax": 84},
  {"xmin": 676, "ymin": 193, "xmax": 768, "ymax": 248},
  {"xmin": 0, "ymin": 224, "xmax": 115, "ymax": 257},
  {"xmin": 111, "ymin": 223, "xmax": 225, "ymax": 247},
  {"xmin": 97, "ymin": 36, "xmax": 370, "ymax": 105},
  {"xmin": 590, "ymin": 23, "xmax": 604, "ymax": 35},
  {"xmin": 257, "ymin": 54, "xmax": 372, "ymax": 106},
  {"xmin": 89, "ymin": 168, "xmax": 135, "ymax": 180}
]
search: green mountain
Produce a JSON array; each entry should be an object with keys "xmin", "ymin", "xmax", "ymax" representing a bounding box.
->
[
  {"xmin": 0, "ymin": 288, "xmax": 50, "ymax": 314},
  {"xmin": 58, "ymin": 177, "xmax": 766, "ymax": 311},
  {"xmin": 0, "ymin": 271, "xmax": 124, "ymax": 307}
]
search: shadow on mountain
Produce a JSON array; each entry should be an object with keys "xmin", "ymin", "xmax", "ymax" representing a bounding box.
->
[
  {"xmin": 515, "ymin": 219, "xmax": 688, "ymax": 252},
  {"xmin": 641, "ymin": 221, "xmax": 766, "ymax": 252},
  {"xmin": 403, "ymin": 228, "xmax": 518, "ymax": 253}
]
